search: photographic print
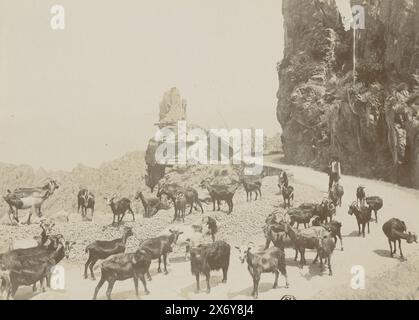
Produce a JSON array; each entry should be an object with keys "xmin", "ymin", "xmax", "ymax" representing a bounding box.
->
[{"xmin": 0, "ymin": 0, "xmax": 418, "ymax": 305}]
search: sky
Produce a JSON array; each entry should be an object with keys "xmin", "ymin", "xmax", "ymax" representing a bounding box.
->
[{"xmin": 0, "ymin": 0, "xmax": 284, "ymax": 170}]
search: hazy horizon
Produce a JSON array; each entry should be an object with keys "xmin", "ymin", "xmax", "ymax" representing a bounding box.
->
[{"xmin": 0, "ymin": 0, "xmax": 284, "ymax": 170}]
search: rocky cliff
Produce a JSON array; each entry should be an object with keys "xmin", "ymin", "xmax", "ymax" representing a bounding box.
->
[{"xmin": 277, "ymin": 0, "xmax": 419, "ymax": 187}]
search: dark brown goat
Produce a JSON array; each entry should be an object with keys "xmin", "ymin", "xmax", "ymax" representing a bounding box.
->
[
  {"xmin": 104, "ymin": 196, "xmax": 135, "ymax": 225},
  {"xmin": 139, "ymin": 229, "xmax": 183, "ymax": 280},
  {"xmin": 200, "ymin": 180, "xmax": 239, "ymax": 214},
  {"xmin": 281, "ymin": 185, "xmax": 294, "ymax": 208},
  {"xmin": 366, "ymin": 196, "xmax": 383, "ymax": 223},
  {"xmin": 190, "ymin": 241, "xmax": 230, "ymax": 293},
  {"xmin": 157, "ymin": 183, "xmax": 204, "ymax": 215},
  {"xmin": 135, "ymin": 191, "xmax": 165, "ymax": 217},
  {"xmin": 84, "ymin": 227, "xmax": 133, "ymax": 280},
  {"xmin": 236, "ymin": 244, "xmax": 289, "ymax": 299},
  {"xmin": 382, "ymin": 218, "xmax": 417, "ymax": 259},
  {"xmin": 356, "ymin": 186, "xmax": 366, "ymax": 207},
  {"xmin": 329, "ymin": 182, "xmax": 344, "ymax": 207},
  {"xmin": 77, "ymin": 189, "xmax": 95, "ymax": 218},
  {"xmin": 92, "ymin": 249, "xmax": 152, "ymax": 300},
  {"xmin": 241, "ymin": 176, "xmax": 262, "ymax": 201},
  {"xmin": 348, "ymin": 202, "xmax": 372, "ymax": 237},
  {"xmin": 312, "ymin": 217, "xmax": 343, "ymax": 251},
  {"xmin": 287, "ymin": 208, "xmax": 313, "ymax": 229}
]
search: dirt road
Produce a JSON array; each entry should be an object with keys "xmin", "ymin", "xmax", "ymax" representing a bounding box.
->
[{"xmin": 13, "ymin": 158, "xmax": 419, "ymax": 300}]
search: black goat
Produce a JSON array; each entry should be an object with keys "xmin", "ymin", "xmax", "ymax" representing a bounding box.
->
[
  {"xmin": 190, "ymin": 240, "xmax": 230, "ymax": 293},
  {"xmin": 200, "ymin": 180, "xmax": 239, "ymax": 214},
  {"xmin": 348, "ymin": 202, "xmax": 372, "ymax": 237},
  {"xmin": 4, "ymin": 236, "xmax": 74, "ymax": 299},
  {"xmin": 312, "ymin": 233, "xmax": 336, "ymax": 276},
  {"xmin": 382, "ymin": 218, "xmax": 417, "ymax": 259},
  {"xmin": 287, "ymin": 208, "xmax": 312, "ymax": 229},
  {"xmin": 300, "ymin": 200, "xmax": 335, "ymax": 223},
  {"xmin": 84, "ymin": 226, "xmax": 133, "ymax": 280},
  {"xmin": 329, "ymin": 182, "xmax": 344, "ymax": 207},
  {"xmin": 92, "ymin": 249, "xmax": 152, "ymax": 300},
  {"xmin": 139, "ymin": 229, "xmax": 183, "ymax": 280},
  {"xmin": 281, "ymin": 185, "xmax": 294, "ymax": 208},
  {"xmin": 356, "ymin": 186, "xmax": 366, "ymax": 207},
  {"xmin": 157, "ymin": 183, "xmax": 204, "ymax": 215},
  {"xmin": 135, "ymin": 191, "xmax": 165, "ymax": 217},
  {"xmin": 77, "ymin": 189, "xmax": 95, "ymax": 218},
  {"xmin": 174, "ymin": 192, "xmax": 187, "ymax": 222},
  {"xmin": 365, "ymin": 196, "xmax": 383, "ymax": 223},
  {"xmin": 236, "ymin": 243, "xmax": 289, "ymax": 299},
  {"xmin": 241, "ymin": 176, "xmax": 262, "ymax": 201},
  {"xmin": 104, "ymin": 196, "xmax": 135, "ymax": 225},
  {"xmin": 312, "ymin": 217, "xmax": 343, "ymax": 251}
]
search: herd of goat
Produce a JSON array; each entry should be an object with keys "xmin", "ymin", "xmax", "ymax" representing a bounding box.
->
[{"xmin": 0, "ymin": 170, "xmax": 418, "ymax": 300}]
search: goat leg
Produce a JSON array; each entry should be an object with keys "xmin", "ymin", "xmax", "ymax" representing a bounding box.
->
[
  {"xmin": 89, "ymin": 259, "xmax": 97, "ymax": 280},
  {"xmin": 40, "ymin": 277, "xmax": 46, "ymax": 292},
  {"xmin": 25, "ymin": 208, "xmax": 33, "ymax": 225},
  {"xmin": 105, "ymin": 279, "xmax": 115, "ymax": 300},
  {"xmin": 388, "ymin": 239, "xmax": 393, "ymax": 257},
  {"xmin": 157, "ymin": 256, "xmax": 162, "ymax": 273},
  {"xmin": 133, "ymin": 274, "xmax": 139, "ymax": 297},
  {"xmin": 84, "ymin": 257, "xmax": 91, "ymax": 279},
  {"xmin": 222, "ymin": 267, "xmax": 227, "ymax": 283},
  {"xmin": 163, "ymin": 254, "xmax": 168, "ymax": 275},
  {"xmin": 399, "ymin": 239, "xmax": 404, "ymax": 259},
  {"xmin": 173, "ymin": 209, "xmax": 177, "ymax": 223},
  {"xmin": 139, "ymin": 273, "xmax": 149, "ymax": 295},
  {"xmin": 294, "ymin": 248, "xmax": 298, "ymax": 261},
  {"xmin": 194, "ymin": 273, "xmax": 200, "ymax": 293},
  {"xmin": 300, "ymin": 248, "xmax": 306, "ymax": 267},
  {"xmin": 146, "ymin": 269, "xmax": 152, "ymax": 281},
  {"xmin": 328, "ymin": 256, "xmax": 332, "ymax": 276},
  {"xmin": 252, "ymin": 274, "xmax": 260, "ymax": 299},
  {"xmin": 205, "ymin": 271, "xmax": 211, "ymax": 293},
  {"xmin": 129, "ymin": 208, "xmax": 135, "ymax": 221},
  {"xmin": 338, "ymin": 235, "xmax": 343, "ymax": 251},
  {"xmin": 273, "ymin": 270, "xmax": 279, "ymax": 288},
  {"xmin": 119, "ymin": 213, "xmax": 126, "ymax": 224},
  {"xmin": 93, "ymin": 276, "xmax": 105, "ymax": 300}
]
